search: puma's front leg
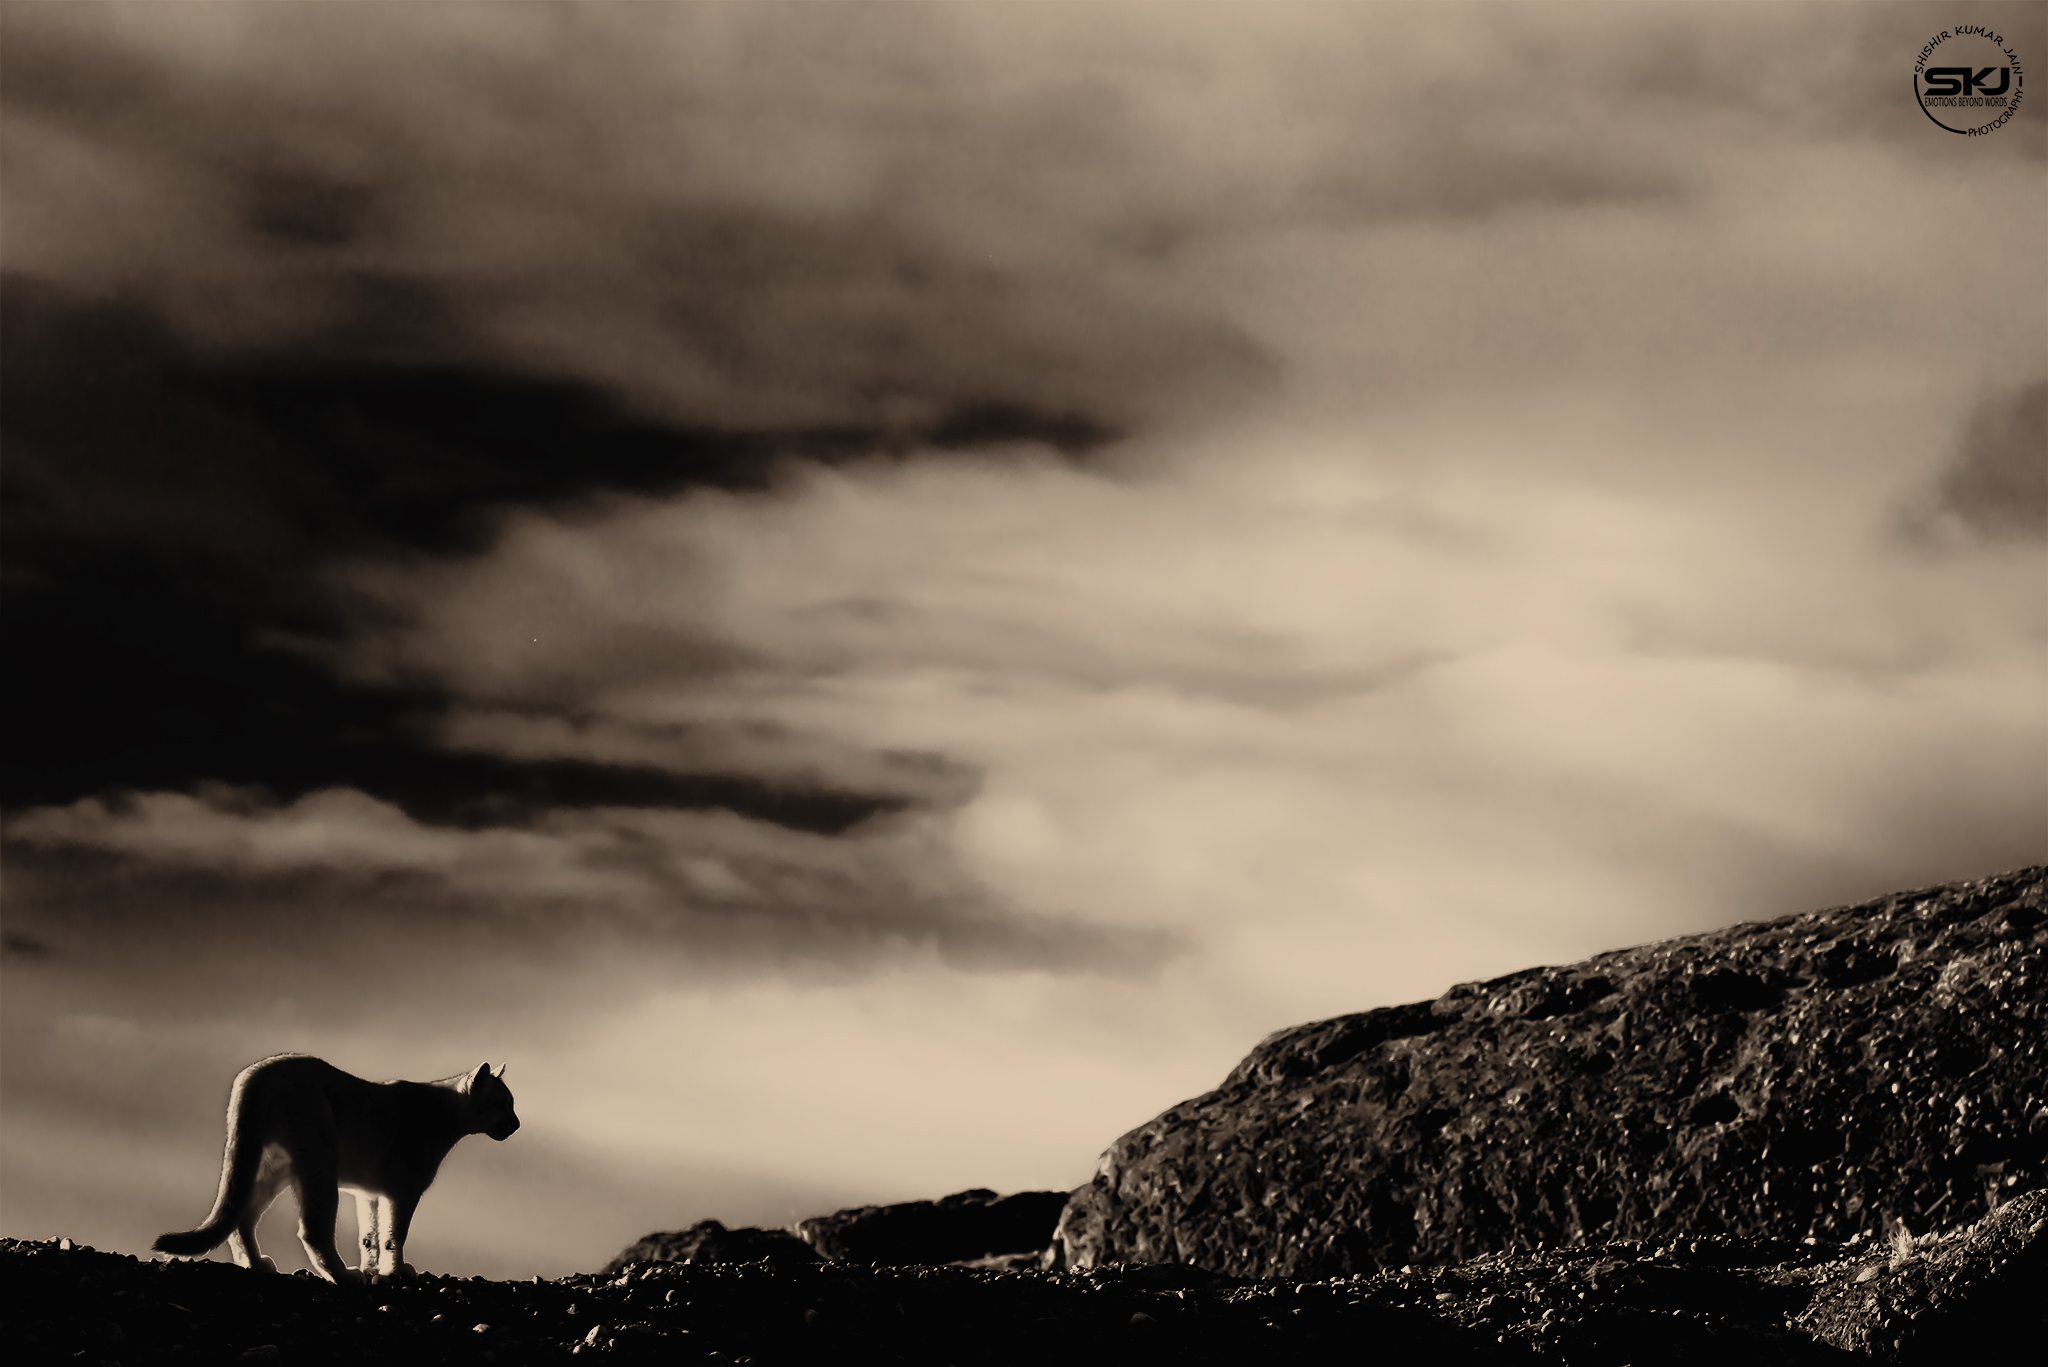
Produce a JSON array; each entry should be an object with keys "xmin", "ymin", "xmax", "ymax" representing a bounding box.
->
[
  {"xmin": 376, "ymin": 1190, "xmax": 423, "ymax": 1280},
  {"xmin": 353, "ymin": 1192, "xmax": 382, "ymax": 1276}
]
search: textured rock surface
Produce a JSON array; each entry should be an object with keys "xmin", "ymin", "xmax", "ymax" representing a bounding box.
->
[
  {"xmin": 602, "ymin": 1218, "xmax": 819, "ymax": 1274},
  {"xmin": 1054, "ymin": 866, "xmax": 2047, "ymax": 1279},
  {"xmin": 1795, "ymin": 1188, "xmax": 2047, "ymax": 1362},
  {"xmin": 797, "ymin": 1188, "xmax": 1071, "ymax": 1265}
]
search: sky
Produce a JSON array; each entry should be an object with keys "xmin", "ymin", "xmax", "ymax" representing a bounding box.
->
[{"xmin": 2, "ymin": 1, "xmax": 2043, "ymax": 1279}]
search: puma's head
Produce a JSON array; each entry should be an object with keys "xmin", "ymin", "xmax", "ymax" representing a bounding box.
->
[{"xmin": 466, "ymin": 1062, "xmax": 521, "ymax": 1141}]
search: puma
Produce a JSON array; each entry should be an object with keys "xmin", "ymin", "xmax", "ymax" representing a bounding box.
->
[{"xmin": 152, "ymin": 1053, "xmax": 519, "ymax": 1283}]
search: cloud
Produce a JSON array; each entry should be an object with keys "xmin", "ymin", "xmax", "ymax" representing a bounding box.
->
[
  {"xmin": 7, "ymin": 2, "xmax": 2039, "ymax": 825},
  {"xmin": 0, "ymin": 281, "xmax": 1045, "ymax": 835},
  {"xmin": 16, "ymin": 2, "xmax": 2035, "ymax": 446},
  {"xmin": 6, "ymin": 2, "xmax": 2040, "ymax": 1007},
  {"xmin": 326, "ymin": 430, "xmax": 2046, "ymax": 963},
  {"xmin": 1, "ymin": 1, "xmax": 1286, "ymax": 835},
  {"xmin": 2, "ymin": 786, "xmax": 1185, "ymax": 1033},
  {"xmin": 1935, "ymin": 381, "xmax": 2048, "ymax": 541},
  {"xmin": 429, "ymin": 710, "xmax": 981, "ymax": 812},
  {"xmin": 0, "ymin": 3, "xmax": 1274, "ymax": 434}
]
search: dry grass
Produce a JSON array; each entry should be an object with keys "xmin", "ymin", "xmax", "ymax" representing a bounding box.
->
[{"xmin": 1887, "ymin": 1219, "xmax": 1918, "ymax": 1271}]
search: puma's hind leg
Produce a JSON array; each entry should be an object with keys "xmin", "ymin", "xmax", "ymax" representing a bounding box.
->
[
  {"xmin": 225, "ymin": 1149, "xmax": 291, "ymax": 1273},
  {"xmin": 289, "ymin": 1155, "xmax": 359, "ymax": 1285}
]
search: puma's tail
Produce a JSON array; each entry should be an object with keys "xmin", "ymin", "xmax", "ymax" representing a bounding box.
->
[
  {"xmin": 153, "ymin": 1067, "xmax": 266, "ymax": 1257},
  {"xmin": 152, "ymin": 1224, "xmax": 230, "ymax": 1257}
]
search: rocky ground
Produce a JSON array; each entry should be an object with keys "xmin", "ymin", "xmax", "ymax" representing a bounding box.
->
[{"xmin": 8, "ymin": 1189, "xmax": 2040, "ymax": 1364}]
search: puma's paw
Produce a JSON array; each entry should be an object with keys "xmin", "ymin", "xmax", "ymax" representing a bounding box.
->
[{"xmin": 257, "ymin": 1256, "xmax": 279, "ymax": 1274}]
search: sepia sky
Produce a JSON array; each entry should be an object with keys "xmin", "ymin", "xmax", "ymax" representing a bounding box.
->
[{"xmin": 2, "ymin": 1, "xmax": 2043, "ymax": 1278}]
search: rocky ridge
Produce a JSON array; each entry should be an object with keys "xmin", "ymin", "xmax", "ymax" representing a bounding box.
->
[
  {"xmin": 1054, "ymin": 865, "xmax": 2047, "ymax": 1279},
  {"xmin": 602, "ymin": 1221, "xmax": 819, "ymax": 1275},
  {"xmin": 601, "ymin": 1189, "xmax": 1070, "ymax": 1278},
  {"xmin": 794, "ymin": 1189, "xmax": 1070, "ymax": 1266},
  {"xmin": 9, "ymin": 1191, "xmax": 2041, "ymax": 1364}
]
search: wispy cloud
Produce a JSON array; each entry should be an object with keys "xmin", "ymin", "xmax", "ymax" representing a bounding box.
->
[
  {"xmin": 6, "ymin": 786, "xmax": 1182, "ymax": 1027},
  {"xmin": 327, "ymin": 426, "xmax": 2047, "ymax": 964}
]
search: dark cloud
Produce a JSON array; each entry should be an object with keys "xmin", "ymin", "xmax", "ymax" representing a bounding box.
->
[
  {"xmin": 0, "ymin": 0, "xmax": 1273, "ymax": 839},
  {"xmin": 1, "ymin": 933, "xmax": 52, "ymax": 960},
  {"xmin": 0, "ymin": 278, "xmax": 1107, "ymax": 823},
  {"xmin": 1936, "ymin": 381, "xmax": 2048, "ymax": 541},
  {"xmin": 426, "ymin": 713, "xmax": 984, "ymax": 816},
  {"xmin": 1, "ymin": 4, "xmax": 1274, "ymax": 428},
  {"xmin": 1, "ymin": 794, "xmax": 1188, "ymax": 1035},
  {"xmin": 0, "ymin": 303, "xmax": 736, "ymax": 824}
]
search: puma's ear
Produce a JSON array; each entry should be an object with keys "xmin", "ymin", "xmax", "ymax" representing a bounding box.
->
[
  {"xmin": 468, "ymin": 1063, "xmax": 492, "ymax": 1091},
  {"xmin": 494, "ymin": 1063, "xmax": 509, "ymax": 1079}
]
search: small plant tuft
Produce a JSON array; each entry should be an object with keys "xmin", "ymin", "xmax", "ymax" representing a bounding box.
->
[{"xmin": 1886, "ymin": 1218, "xmax": 1916, "ymax": 1270}]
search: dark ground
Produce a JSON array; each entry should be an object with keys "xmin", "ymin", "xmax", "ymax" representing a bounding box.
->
[{"xmin": 8, "ymin": 1190, "xmax": 2040, "ymax": 1365}]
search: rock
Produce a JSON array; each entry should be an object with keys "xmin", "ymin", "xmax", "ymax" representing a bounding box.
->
[
  {"xmin": 1795, "ymin": 1187, "xmax": 2047, "ymax": 1361},
  {"xmin": 796, "ymin": 1189, "xmax": 1072, "ymax": 1265},
  {"xmin": 951, "ymin": 1249, "xmax": 1050, "ymax": 1271},
  {"xmin": 602, "ymin": 1219, "xmax": 821, "ymax": 1274},
  {"xmin": 1052, "ymin": 865, "xmax": 2048, "ymax": 1279}
]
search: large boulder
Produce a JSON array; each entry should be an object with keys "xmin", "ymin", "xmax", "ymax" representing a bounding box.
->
[
  {"xmin": 1053, "ymin": 865, "xmax": 2048, "ymax": 1280},
  {"xmin": 602, "ymin": 1219, "xmax": 820, "ymax": 1274},
  {"xmin": 797, "ymin": 1189, "xmax": 1072, "ymax": 1265}
]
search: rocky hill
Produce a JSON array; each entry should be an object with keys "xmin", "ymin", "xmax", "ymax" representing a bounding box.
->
[{"xmin": 1053, "ymin": 865, "xmax": 2046, "ymax": 1280}]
